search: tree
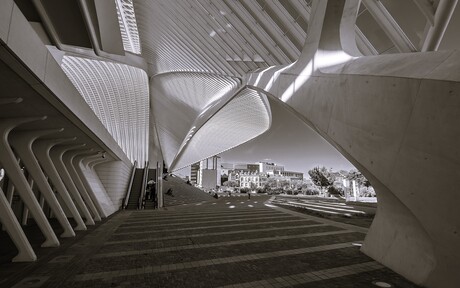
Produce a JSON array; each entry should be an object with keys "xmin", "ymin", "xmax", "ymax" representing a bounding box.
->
[
  {"xmin": 347, "ymin": 170, "xmax": 370, "ymax": 187},
  {"xmin": 308, "ymin": 166, "xmax": 334, "ymax": 195},
  {"xmin": 346, "ymin": 169, "xmax": 372, "ymax": 197},
  {"xmin": 250, "ymin": 182, "xmax": 257, "ymax": 191},
  {"xmin": 265, "ymin": 178, "xmax": 277, "ymax": 189},
  {"xmin": 279, "ymin": 180, "xmax": 290, "ymax": 190},
  {"xmin": 223, "ymin": 180, "xmax": 238, "ymax": 187}
]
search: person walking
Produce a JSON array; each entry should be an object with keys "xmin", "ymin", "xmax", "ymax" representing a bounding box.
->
[{"xmin": 146, "ymin": 178, "xmax": 155, "ymax": 200}]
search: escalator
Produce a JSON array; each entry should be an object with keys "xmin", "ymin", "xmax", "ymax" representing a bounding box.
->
[
  {"xmin": 125, "ymin": 168, "xmax": 144, "ymax": 209},
  {"xmin": 144, "ymin": 169, "xmax": 157, "ymax": 210}
]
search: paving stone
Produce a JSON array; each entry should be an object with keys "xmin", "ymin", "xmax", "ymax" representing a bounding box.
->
[{"xmin": 1, "ymin": 196, "xmax": 420, "ymax": 288}]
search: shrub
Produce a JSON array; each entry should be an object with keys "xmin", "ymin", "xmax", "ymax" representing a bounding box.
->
[
  {"xmin": 305, "ymin": 188, "xmax": 320, "ymax": 195},
  {"xmin": 328, "ymin": 186, "xmax": 344, "ymax": 196},
  {"xmin": 240, "ymin": 188, "xmax": 250, "ymax": 193}
]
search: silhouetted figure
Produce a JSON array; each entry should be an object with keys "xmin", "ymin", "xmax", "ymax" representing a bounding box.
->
[
  {"xmin": 146, "ymin": 178, "xmax": 155, "ymax": 200},
  {"xmin": 248, "ymin": 192, "xmax": 251, "ymax": 199},
  {"xmin": 213, "ymin": 193, "xmax": 218, "ymax": 199}
]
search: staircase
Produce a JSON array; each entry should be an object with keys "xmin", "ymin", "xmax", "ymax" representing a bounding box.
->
[{"xmin": 163, "ymin": 175, "xmax": 214, "ymax": 207}]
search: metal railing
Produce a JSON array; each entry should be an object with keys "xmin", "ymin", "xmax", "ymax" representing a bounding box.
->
[
  {"xmin": 138, "ymin": 161, "xmax": 149, "ymax": 209},
  {"xmin": 122, "ymin": 160, "xmax": 137, "ymax": 209}
]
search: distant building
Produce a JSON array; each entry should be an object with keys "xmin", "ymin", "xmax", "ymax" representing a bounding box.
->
[
  {"xmin": 259, "ymin": 162, "xmax": 284, "ymax": 175},
  {"xmin": 197, "ymin": 156, "xmax": 221, "ymax": 189},
  {"xmin": 239, "ymin": 171, "xmax": 264, "ymax": 189},
  {"xmin": 190, "ymin": 162, "xmax": 200, "ymax": 184},
  {"xmin": 200, "ymin": 169, "xmax": 218, "ymax": 189},
  {"xmin": 247, "ymin": 164, "xmax": 260, "ymax": 172},
  {"xmin": 279, "ymin": 170, "xmax": 303, "ymax": 181},
  {"xmin": 220, "ymin": 161, "xmax": 302, "ymax": 189}
]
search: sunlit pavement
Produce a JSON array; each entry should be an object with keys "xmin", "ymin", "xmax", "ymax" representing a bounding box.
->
[
  {"xmin": 271, "ymin": 196, "xmax": 376, "ymax": 217},
  {"xmin": 1, "ymin": 196, "xmax": 419, "ymax": 288}
]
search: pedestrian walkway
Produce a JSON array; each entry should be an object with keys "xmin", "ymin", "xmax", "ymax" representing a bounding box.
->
[
  {"xmin": 1, "ymin": 196, "xmax": 419, "ymax": 288},
  {"xmin": 219, "ymin": 193, "xmax": 264, "ymax": 197},
  {"xmin": 271, "ymin": 196, "xmax": 376, "ymax": 217}
]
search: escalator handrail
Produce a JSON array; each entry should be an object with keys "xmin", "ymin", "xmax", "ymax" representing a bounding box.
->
[
  {"xmin": 123, "ymin": 160, "xmax": 137, "ymax": 209},
  {"xmin": 138, "ymin": 161, "xmax": 149, "ymax": 209}
]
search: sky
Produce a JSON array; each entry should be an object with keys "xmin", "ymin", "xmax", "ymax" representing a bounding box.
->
[
  {"xmin": 175, "ymin": 96, "xmax": 355, "ymax": 178},
  {"xmin": 219, "ymin": 97, "xmax": 355, "ymax": 176}
]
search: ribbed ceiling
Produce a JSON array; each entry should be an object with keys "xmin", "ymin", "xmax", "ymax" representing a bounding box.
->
[
  {"xmin": 132, "ymin": 0, "xmax": 449, "ymax": 77},
  {"xmin": 135, "ymin": 0, "xmax": 313, "ymax": 76},
  {"xmin": 115, "ymin": 0, "xmax": 142, "ymax": 54},
  {"xmin": 61, "ymin": 56, "xmax": 149, "ymax": 166}
]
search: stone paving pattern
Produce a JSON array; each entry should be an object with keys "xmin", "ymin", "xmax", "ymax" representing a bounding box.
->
[{"xmin": 1, "ymin": 196, "xmax": 421, "ymax": 288}]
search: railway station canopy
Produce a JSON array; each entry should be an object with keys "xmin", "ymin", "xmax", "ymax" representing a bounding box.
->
[{"xmin": 0, "ymin": 1, "xmax": 459, "ymax": 287}]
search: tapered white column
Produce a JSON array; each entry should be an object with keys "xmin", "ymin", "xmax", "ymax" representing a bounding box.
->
[
  {"xmin": 0, "ymin": 187, "xmax": 37, "ymax": 262},
  {"xmin": 10, "ymin": 129, "xmax": 76, "ymax": 237},
  {"xmin": 34, "ymin": 138, "xmax": 87, "ymax": 231},
  {"xmin": 62, "ymin": 146, "xmax": 101, "ymax": 222},
  {"xmin": 73, "ymin": 152, "xmax": 107, "ymax": 218},
  {"xmin": 5, "ymin": 155, "xmax": 20, "ymax": 205},
  {"xmin": 0, "ymin": 117, "xmax": 59, "ymax": 247},
  {"xmin": 6, "ymin": 178, "xmax": 15, "ymax": 204},
  {"xmin": 21, "ymin": 174, "xmax": 34, "ymax": 226},
  {"xmin": 1, "ymin": 158, "xmax": 18, "ymax": 232},
  {"xmin": 39, "ymin": 194, "xmax": 45, "ymax": 209},
  {"xmin": 50, "ymin": 143, "xmax": 95, "ymax": 226}
]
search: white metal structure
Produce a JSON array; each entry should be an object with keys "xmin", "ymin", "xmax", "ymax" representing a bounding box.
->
[
  {"xmin": 1, "ymin": 1, "xmax": 460, "ymax": 287},
  {"xmin": 61, "ymin": 56, "xmax": 149, "ymax": 166}
]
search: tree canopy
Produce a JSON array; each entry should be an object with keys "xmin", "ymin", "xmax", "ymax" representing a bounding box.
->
[
  {"xmin": 308, "ymin": 166, "xmax": 334, "ymax": 191},
  {"xmin": 346, "ymin": 170, "xmax": 370, "ymax": 187}
]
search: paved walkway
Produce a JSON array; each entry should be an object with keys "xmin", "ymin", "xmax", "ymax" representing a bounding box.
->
[{"xmin": 2, "ymin": 196, "xmax": 419, "ymax": 288}]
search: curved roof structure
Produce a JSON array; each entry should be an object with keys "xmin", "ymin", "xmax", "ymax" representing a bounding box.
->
[
  {"xmin": 61, "ymin": 56, "xmax": 149, "ymax": 165},
  {"xmin": 2, "ymin": 1, "xmax": 460, "ymax": 287},
  {"xmin": 12, "ymin": 0, "xmax": 458, "ymax": 170},
  {"xmin": 171, "ymin": 87, "xmax": 272, "ymax": 170}
]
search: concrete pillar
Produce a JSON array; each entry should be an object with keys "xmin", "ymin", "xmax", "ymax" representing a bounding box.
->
[
  {"xmin": 50, "ymin": 143, "xmax": 95, "ymax": 226},
  {"xmin": 0, "ymin": 187, "xmax": 36, "ymax": 262},
  {"xmin": 20, "ymin": 174, "xmax": 34, "ymax": 226},
  {"xmin": 6, "ymin": 177, "xmax": 15, "ymax": 204},
  {"xmin": 33, "ymin": 138, "xmax": 87, "ymax": 231},
  {"xmin": 10, "ymin": 129, "xmax": 76, "ymax": 237},
  {"xmin": 62, "ymin": 146, "xmax": 101, "ymax": 222},
  {"xmin": 73, "ymin": 152, "xmax": 107, "ymax": 218},
  {"xmin": 5, "ymin": 155, "xmax": 20, "ymax": 205},
  {"xmin": 0, "ymin": 117, "xmax": 59, "ymax": 247},
  {"xmin": 39, "ymin": 193, "xmax": 45, "ymax": 209},
  {"xmin": 1, "ymin": 157, "xmax": 18, "ymax": 232}
]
